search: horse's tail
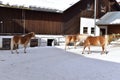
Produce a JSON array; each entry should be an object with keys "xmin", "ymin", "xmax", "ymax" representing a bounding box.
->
[
  {"xmin": 105, "ymin": 35, "xmax": 109, "ymax": 45},
  {"xmin": 11, "ymin": 37, "xmax": 14, "ymax": 53}
]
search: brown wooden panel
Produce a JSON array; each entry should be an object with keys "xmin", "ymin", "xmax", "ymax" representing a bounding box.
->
[{"xmin": 108, "ymin": 25, "xmax": 120, "ymax": 34}]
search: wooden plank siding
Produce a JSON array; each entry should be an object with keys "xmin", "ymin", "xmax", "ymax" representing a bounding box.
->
[
  {"xmin": 108, "ymin": 25, "xmax": 120, "ymax": 34},
  {"xmin": 25, "ymin": 10, "xmax": 63, "ymax": 34},
  {"xmin": 63, "ymin": 1, "xmax": 83, "ymax": 35},
  {"xmin": 0, "ymin": 7, "xmax": 64, "ymax": 35},
  {"xmin": 0, "ymin": 7, "xmax": 23, "ymax": 34}
]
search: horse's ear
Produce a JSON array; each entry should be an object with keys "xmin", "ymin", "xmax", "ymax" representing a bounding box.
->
[
  {"xmin": 31, "ymin": 32, "xmax": 35, "ymax": 37},
  {"xmin": 115, "ymin": 33, "xmax": 120, "ymax": 39},
  {"xmin": 30, "ymin": 32, "xmax": 34, "ymax": 34},
  {"xmin": 29, "ymin": 32, "xmax": 34, "ymax": 34}
]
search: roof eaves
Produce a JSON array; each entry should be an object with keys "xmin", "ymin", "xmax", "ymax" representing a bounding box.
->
[
  {"xmin": 0, "ymin": 4, "xmax": 64, "ymax": 13},
  {"xmin": 29, "ymin": 7, "xmax": 63, "ymax": 13}
]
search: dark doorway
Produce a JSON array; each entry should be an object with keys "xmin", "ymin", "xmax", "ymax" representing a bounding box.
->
[
  {"xmin": 2, "ymin": 38, "xmax": 11, "ymax": 50},
  {"xmin": 30, "ymin": 39, "xmax": 38, "ymax": 47},
  {"xmin": 100, "ymin": 28, "xmax": 106, "ymax": 35},
  {"xmin": 47, "ymin": 39, "xmax": 54, "ymax": 46}
]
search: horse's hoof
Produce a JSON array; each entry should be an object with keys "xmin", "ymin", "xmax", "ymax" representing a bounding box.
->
[
  {"xmin": 74, "ymin": 47, "xmax": 77, "ymax": 49},
  {"xmin": 106, "ymin": 51, "xmax": 109, "ymax": 54},
  {"xmin": 88, "ymin": 52, "xmax": 90, "ymax": 54},
  {"xmin": 82, "ymin": 52, "xmax": 84, "ymax": 54}
]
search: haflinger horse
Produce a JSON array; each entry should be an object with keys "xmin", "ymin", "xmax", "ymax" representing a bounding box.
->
[
  {"xmin": 82, "ymin": 34, "xmax": 118, "ymax": 55},
  {"xmin": 65, "ymin": 34, "xmax": 88, "ymax": 50},
  {"xmin": 11, "ymin": 32, "xmax": 35, "ymax": 54}
]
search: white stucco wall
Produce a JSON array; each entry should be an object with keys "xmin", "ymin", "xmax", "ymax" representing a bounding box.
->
[
  {"xmin": 36, "ymin": 35, "xmax": 65, "ymax": 46},
  {"xmin": 0, "ymin": 36, "xmax": 13, "ymax": 48},
  {"xmin": 80, "ymin": 17, "xmax": 99, "ymax": 36}
]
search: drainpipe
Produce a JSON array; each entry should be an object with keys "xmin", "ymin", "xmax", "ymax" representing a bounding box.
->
[
  {"xmin": 94, "ymin": 0, "xmax": 97, "ymax": 36},
  {"xmin": 0, "ymin": 21, "xmax": 3, "ymax": 34}
]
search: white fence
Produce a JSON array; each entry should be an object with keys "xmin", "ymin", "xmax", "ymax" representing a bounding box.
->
[{"xmin": 36, "ymin": 35, "xmax": 65, "ymax": 46}]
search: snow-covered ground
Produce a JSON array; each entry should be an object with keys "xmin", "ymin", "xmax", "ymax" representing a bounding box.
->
[{"xmin": 0, "ymin": 45, "xmax": 120, "ymax": 80}]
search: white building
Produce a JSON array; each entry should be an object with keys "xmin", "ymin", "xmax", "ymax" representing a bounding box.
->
[{"xmin": 80, "ymin": 17, "xmax": 100, "ymax": 36}]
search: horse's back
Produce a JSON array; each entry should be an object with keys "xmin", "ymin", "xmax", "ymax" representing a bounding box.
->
[
  {"xmin": 77, "ymin": 34, "xmax": 88, "ymax": 41},
  {"xmin": 12, "ymin": 35, "xmax": 21, "ymax": 43},
  {"xmin": 65, "ymin": 35, "xmax": 77, "ymax": 42},
  {"xmin": 85, "ymin": 36, "xmax": 98, "ymax": 45},
  {"xmin": 84, "ymin": 36, "xmax": 106, "ymax": 46},
  {"xmin": 98, "ymin": 36, "xmax": 107, "ymax": 45},
  {"xmin": 65, "ymin": 34, "xmax": 88, "ymax": 43}
]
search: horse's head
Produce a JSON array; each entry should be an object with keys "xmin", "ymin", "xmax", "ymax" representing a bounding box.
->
[
  {"xmin": 108, "ymin": 34, "xmax": 120, "ymax": 43},
  {"xmin": 115, "ymin": 33, "xmax": 120, "ymax": 39},
  {"xmin": 29, "ymin": 32, "xmax": 36, "ymax": 39}
]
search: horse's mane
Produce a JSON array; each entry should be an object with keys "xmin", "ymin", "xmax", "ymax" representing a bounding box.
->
[{"xmin": 23, "ymin": 32, "xmax": 35, "ymax": 38}]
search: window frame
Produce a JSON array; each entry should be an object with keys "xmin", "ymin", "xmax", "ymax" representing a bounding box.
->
[{"xmin": 83, "ymin": 27, "xmax": 88, "ymax": 34}]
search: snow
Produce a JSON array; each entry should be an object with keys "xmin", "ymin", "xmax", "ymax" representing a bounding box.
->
[
  {"xmin": 116, "ymin": 0, "xmax": 120, "ymax": 2},
  {"xmin": 96, "ymin": 12, "xmax": 120, "ymax": 25},
  {"xmin": 0, "ymin": 0, "xmax": 80, "ymax": 11},
  {"xmin": 0, "ymin": 44, "xmax": 120, "ymax": 80}
]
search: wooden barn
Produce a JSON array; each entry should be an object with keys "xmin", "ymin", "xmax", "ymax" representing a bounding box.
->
[{"xmin": 0, "ymin": 0, "xmax": 120, "ymax": 35}]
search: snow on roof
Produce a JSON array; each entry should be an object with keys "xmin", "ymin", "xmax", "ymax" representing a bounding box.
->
[
  {"xmin": 1, "ymin": 0, "xmax": 80, "ymax": 12},
  {"xmin": 116, "ymin": 0, "xmax": 120, "ymax": 2},
  {"xmin": 96, "ymin": 11, "xmax": 120, "ymax": 25}
]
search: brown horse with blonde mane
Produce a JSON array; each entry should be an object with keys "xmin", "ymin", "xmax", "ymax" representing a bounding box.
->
[
  {"xmin": 65, "ymin": 34, "xmax": 88, "ymax": 50},
  {"xmin": 11, "ymin": 32, "xmax": 35, "ymax": 54},
  {"xmin": 82, "ymin": 34, "xmax": 117, "ymax": 54}
]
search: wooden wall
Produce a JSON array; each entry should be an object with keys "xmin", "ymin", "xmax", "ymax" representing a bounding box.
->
[
  {"xmin": 0, "ymin": 7, "xmax": 63, "ymax": 35},
  {"xmin": 108, "ymin": 25, "xmax": 120, "ymax": 34},
  {"xmin": 25, "ymin": 10, "xmax": 63, "ymax": 34},
  {"xmin": 0, "ymin": 7, "xmax": 23, "ymax": 34},
  {"xmin": 63, "ymin": 1, "xmax": 82, "ymax": 34}
]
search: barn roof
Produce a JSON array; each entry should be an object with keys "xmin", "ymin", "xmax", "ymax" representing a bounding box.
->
[
  {"xmin": 96, "ymin": 11, "xmax": 120, "ymax": 25},
  {"xmin": 0, "ymin": 0, "xmax": 80, "ymax": 13}
]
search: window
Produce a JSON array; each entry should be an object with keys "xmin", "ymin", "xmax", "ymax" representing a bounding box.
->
[
  {"xmin": 0, "ymin": 1, "xmax": 2, "ymax": 4},
  {"xmin": 91, "ymin": 28, "xmax": 94, "ymax": 34},
  {"xmin": 83, "ymin": 27, "xmax": 88, "ymax": 34},
  {"xmin": 101, "ymin": 5, "xmax": 106, "ymax": 12},
  {"xmin": 87, "ymin": 3, "xmax": 92, "ymax": 11}
]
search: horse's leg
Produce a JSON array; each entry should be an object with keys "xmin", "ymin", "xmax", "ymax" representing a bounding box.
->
[
  {"xmin": 88, "ymin": 45, "xmax": 90, "ymax": 54},
  {"xmin": 11, "ymin": 39, "xmax": 14, "ymax": 54},
  {"xmin": 74, "ymin": 42, "xmax": 77, "ymax": 49},
  {"xmin": 65, "ymin": 43, "xmax": 67, "ymax": 50},
  {"xmin": 101, "ymin": 44, "xmax": 107, "ymax": 54},
  {"xmin": 24, "ymin": 43, "xmax": 28, "ymax": 53},
  {"xmin": 82, "ymin": 45, "xmax": 87, "ymax": 54},
  {"xmin": 11, "ymin": 46, "xmax": 14, "ymax": 54},
  {"xmin": 11, "ymin": 48, "xmax": 14, "ymax": 54},
  {"xmin": 15, "ymin": 44, "xmax": 19, "ymax": 54},
  {"xmin": 65, "ymin": 42, "xmax": 70, "ymax": 50},
  {"xmin": 24, "ymin": 46, "xmax": 27, "ymax": 53},
  {"xmin": 102, "ymin": 45, "xmax": 108, "ymax": 54}
]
